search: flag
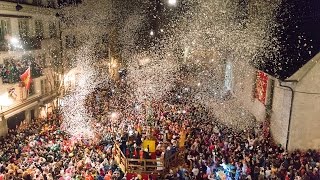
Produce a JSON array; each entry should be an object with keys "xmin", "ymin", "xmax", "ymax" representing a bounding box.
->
[{"xmin": 20, "ymin": 67, "xmax": 31, "ymax": 90}]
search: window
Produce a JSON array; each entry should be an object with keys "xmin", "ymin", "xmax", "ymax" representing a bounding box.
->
[
  {"xmin": 35, "ymin": 20, "xmax": 44, "ymax": 39},
  {"xmin": 41, "ymin": 79, "xmax": 49, "ymax": 95},
  {"xmin": 42, "ymin": 54, "xmax": 47, "ymax": 68},
  {"xmin": 102, "ymin": 34, "xmax": 108, "ymax": 44},
  {"xmin": 0, "ymin": 19, "xmax": 10, "ymax": 42},
  {"xmin": 32, "ymin": 0, "xmax": 42, "ymax": 6},
  {"xmin": 18, "ymin": 19, "xmax": 29, "ymax": 39},
  {"xmin": 41, "ymin": 80, "xmax": 45, "ymax": 95},
  {"xmin": 48, "ymin": 0, "xmax": 55, "ymax": 8},
  {"xmin": 65, "ymin": 35, "xmax": 76, "ymax": 48},
  {"xmin": 28, "ymin": 81, "xmax": 35, "ymax": 96},
  {"xmin": 49, "ymin": 21, "xmax": 57, "ymax": 38}
]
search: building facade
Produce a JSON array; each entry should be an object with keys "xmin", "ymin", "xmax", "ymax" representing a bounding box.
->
[
  {"xmin": 271, "ymin": 52, "xmax": 320, "ymax": 150},
  {"xmin": 0, "ymin": 0, "xmax": 62, "ymax": 136}
]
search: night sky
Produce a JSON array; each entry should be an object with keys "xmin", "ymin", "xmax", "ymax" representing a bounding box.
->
[
  {"xmin": 146, "ymin": 0, "xmax": 320, "ymax": 80},
  {"xmin": 259, "ymin": 0, "xmax": 320, "ymax": 80}
]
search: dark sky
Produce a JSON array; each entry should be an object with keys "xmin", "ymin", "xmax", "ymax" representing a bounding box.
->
[{"xmin": 259, "ymin": 0, "xmax": 320, "ymax": 80}]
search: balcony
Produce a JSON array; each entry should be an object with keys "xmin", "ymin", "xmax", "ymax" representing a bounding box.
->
[
  {"xmin": 0, "ymin": 37, "xmax": 42, "ymax": 52},
  {"xmin": 1, "ymin": 62, "xmax": 43, "ymax": 85}
]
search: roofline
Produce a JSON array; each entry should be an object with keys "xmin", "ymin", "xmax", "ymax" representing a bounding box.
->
[{"xmin": 286, "ymin": 52, "xmax": 320, "ymax": 82}]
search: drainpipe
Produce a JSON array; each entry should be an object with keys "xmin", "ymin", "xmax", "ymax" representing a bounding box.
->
[{"xmin": 278, "ymin": 80, "xmax": 297, "ymax": 151}]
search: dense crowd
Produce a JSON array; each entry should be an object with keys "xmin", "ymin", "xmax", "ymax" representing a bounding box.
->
[
  {"xmin": 84, "ymin": 86, "xmax": 320, "ymax": 180},
  {"xmin": 0, "ymin": 84, "xmax": 319, "ymax": 180},
  {"xmin": 0, "ymin": 112, "xmax": 124, "ymax": 180},
  {"xmin": 0, "ymin": 59, "xmax": 42, "ymax": 84}
]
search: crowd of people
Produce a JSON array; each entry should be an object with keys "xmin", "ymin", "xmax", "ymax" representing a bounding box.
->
[
  {"xmin": 0, "ymin": 58, "xmax": 42, "ymax": 84},
  {"xmin": 0, "ymin": 111, "xmax": 125, "ymax": 180},
  {"xmin": 83, "ymin": 85, "xmax": 320, "ymax": 180},
  {"xmin": 0, "ymin": 82, "xmax": 319, "ymax": 180}
]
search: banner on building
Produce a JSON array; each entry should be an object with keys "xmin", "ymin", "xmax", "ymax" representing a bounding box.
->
[
  {"xmin": 255, "ymin": 71, "xmax": 268, "ymax": 105},
  {"xmin": 20, "ymin": 67, "xmax": 31, "ymax": 90}
]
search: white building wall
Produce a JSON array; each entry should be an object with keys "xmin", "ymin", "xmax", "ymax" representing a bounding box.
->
[
  {"xmin": 289, "ymin": 63, "xmax": 320, "ymax": 150},
  {"xmin": 270, "ymin": 83, "xmax": 292, "ymax": 148}
]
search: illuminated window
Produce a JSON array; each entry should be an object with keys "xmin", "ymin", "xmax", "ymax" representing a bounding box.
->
[
  {"xmin": 0, "ymin": 19, "xmax": 10, "ymax": 42},
  {"xmin": 18, "ymin": 19, "xmax": 29, "ymax": 39},
  {"xmin": 35, "ymin": 20, "xmax": 44, "ymax": 39},
  {"xmin": 49, "ymin": 21, "xmax": 57, "ymax": 38}
]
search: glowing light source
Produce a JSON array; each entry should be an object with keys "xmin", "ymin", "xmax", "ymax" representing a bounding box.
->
[
  {"xmin": 10, "ymin": 37, "xmax": 19, "ymax": 45},
  {"xmin": 150, "ymin": 30, "xmax": 154, "ymax": 36},
  {"xmin": 0, "ymin": 92, "xmax": 14, "ymax": 112},
  {"xmin": 9, "ymin": 37, "xmax": 23, "ymax": 49},
  {"xmin": 168, "ymin": 0, "xmax": 177, "ymax": 6}
]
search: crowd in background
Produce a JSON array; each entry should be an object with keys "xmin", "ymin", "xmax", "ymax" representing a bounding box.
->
[
  {"xmin": 0, "ymin": 83, "xmax": 319, "ymax": 180},
  {"xmin": 0, "ymin": 58, "xmax": 42, "ymax": 84}
]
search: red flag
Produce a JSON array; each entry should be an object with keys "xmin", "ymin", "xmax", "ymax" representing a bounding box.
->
[{"xmin": 20, "ymin": 67, "xmax": 31, "ymax": 90}]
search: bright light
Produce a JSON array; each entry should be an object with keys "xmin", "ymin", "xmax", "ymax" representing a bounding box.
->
[
  {"xmin": 168, "ymin": 0, "xmax": 177, "ymax": 6},
  {"xmin": 0, "ymin": 92, "xmax": 14, "ymax": 107},
  {"xmin": 111, "ymin": 63, "xmax": 117, "ymax": 68},
  {"xmin": 197, "ymin": 82, "xmax": 201, "ymax": 86},
  {"xmin": 160, "ymin": 29, "xmax": 164, "ymax": 32},
  {"xmin": 10, "ymin": 37, "xmax": 19, "ymax": 45},
  {"xmin": 9, "ymin": 37, "xmax": 23, "ymax": 49},
  {"xmin": 150, "ymin": 30, "xmax": 154, "ymax": 36}
]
